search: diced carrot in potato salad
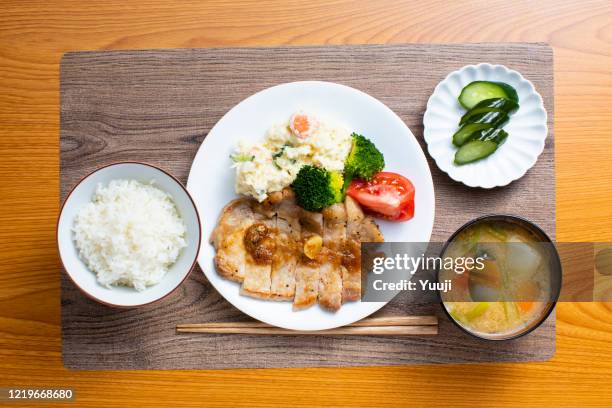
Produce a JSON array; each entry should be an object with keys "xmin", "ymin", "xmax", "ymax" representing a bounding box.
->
[{"xmin": 289, "ymin": 112, "xmax": 318, "ymax": 139}]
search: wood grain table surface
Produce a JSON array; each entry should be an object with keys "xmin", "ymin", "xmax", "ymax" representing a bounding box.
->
[{"xmin": 1, "ymin": 0, "xmax": 611, "ymax": 406}]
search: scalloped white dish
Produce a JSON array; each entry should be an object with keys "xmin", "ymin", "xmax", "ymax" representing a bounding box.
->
[{"xmin": 423, "ymin": 63, "xmax": 548, "ymax": 188}]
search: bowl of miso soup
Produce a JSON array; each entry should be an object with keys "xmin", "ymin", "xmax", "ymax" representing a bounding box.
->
[{"xmin": 439, "ymin": 215, "xmax": 562, "ymax": 341}]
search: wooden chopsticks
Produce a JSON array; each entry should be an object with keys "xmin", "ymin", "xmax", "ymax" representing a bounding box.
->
[{"xmin": 177, "ymin": 316, "xmax": 438, "ymax": 336}]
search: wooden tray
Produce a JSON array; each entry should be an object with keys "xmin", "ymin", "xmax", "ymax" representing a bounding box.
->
[{"xmin": 60, "ymin": 43, "xmax": 555, "ymax": 369}]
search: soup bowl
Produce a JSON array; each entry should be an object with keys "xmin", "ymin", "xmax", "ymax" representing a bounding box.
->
[{"xmin": 438, "ymin": 214, "xmax": 562, "ymax": 341}]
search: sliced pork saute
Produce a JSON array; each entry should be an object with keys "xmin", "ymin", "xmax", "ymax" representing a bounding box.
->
[{"xmin": 210, "ymin": 189, "xmax": 384, "ymax": 311}]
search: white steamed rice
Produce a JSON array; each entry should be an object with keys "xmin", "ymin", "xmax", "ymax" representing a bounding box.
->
[{"xmin": 73, "ymin": 179, "xmax": 187, "ymax": 291}]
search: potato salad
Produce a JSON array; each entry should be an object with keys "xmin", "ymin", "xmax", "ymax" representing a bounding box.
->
[{"xmin": 231, "ymin": 112, "xmax": 352, "ymax": 201}]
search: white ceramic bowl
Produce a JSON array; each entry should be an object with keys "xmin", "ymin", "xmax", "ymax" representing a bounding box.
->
[
  {"xmin": 187, "ymin": 81, "xmax": 435, "ymax": 330},
  {"xmin": 57, "ymin": 162, "xmax": 201, "ymax": 307},
  {"xmin": 423, "ymin": 63, "xmax": 548, "ymax": 188}
]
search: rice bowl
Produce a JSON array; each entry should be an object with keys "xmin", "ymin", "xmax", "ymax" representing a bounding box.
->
[
  {"xmin": 73, "ymin": 179, "xmax": 187, "ymax": 291},
  {"xmin": 57, "ymin": 162, "xmax": 201, "ymax": 308}
]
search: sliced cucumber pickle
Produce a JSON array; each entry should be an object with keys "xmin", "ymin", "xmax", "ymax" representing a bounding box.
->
[
  {"xmin": 459, "ymin": 107, "xmax": 504, "ymax": 126},
  {"xmin": 476, "ymin": 128, "xmax": 508, "ymax": 145},
  {"xmin": 454, "ymin": 140, "xmax": 499, "ymax": 165},
  {"xmin": 458, "ymin": 81, "xmax": 519, "ymax": 110},
  {"xmin": 452, "ymin": 111, "xmax": 508, "ymax": 147},
  {"xmin": 452, "ymin": 123, "xmax": 492, "ymax": 147},
  {"xmin": 459, "ymin": 98, "xmax": 519, "ymax": 125}
]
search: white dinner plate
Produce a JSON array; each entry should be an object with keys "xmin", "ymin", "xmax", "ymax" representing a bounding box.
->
[
  {"xmin": 423, "ymin": 63, "xmax": 547, "ymax": 188},
  {"xmin": 187, "ymin": 81, "xmax": 435, "ymax": 330}
]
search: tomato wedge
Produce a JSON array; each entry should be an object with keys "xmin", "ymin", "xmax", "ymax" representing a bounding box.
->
[{"xmin": 347, "ymin": 172, "xmax": 415, "ymax": 221}]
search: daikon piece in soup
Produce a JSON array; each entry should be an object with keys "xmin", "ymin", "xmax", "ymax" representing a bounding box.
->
[{"xmin": 440, "ymin": 219, "xmax": 557, "ymax": 340}]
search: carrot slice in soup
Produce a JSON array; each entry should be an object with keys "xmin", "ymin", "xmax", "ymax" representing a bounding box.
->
[{"xmin": 517, "ymin": 301, "xmax": 535, "ymax": 313}]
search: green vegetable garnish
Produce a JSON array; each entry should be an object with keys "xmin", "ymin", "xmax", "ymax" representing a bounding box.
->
[
  {"xmin": 487, "ymin": 224, "xmax": 508, "ymax": 241},
  {"xmin": 343, "ymin": 133, "xmax": 385, "ymax": 191},
  {"xmin": 291, "ymin": 165, "xmax": 344, "ymax": 211},
  {"xmin": 273, "ymin": 144, "xmax": 290, "ymax": 159},
  {"xmin": 502, "ymin": 301, "xmax": 510, "ymax": 320},
  {"xmin": 272, "ymin": 144, "xmax": 290, "ymax": 169},
  {"xmin": 345, "ymin": 133, "xmax": 385, "ymax": 181},
  {"xmin": 465, "ymin": 302, "xmax": 490, "ymax": 321},
  {"xmin": 230, "ymin": 152, "xmax": 255, "ymax": 163}
]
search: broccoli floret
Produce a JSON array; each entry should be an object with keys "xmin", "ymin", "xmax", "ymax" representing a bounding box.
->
[
  {"xmin": 291, "ymin": 165, "xmax": 344, "ymax": 211},
  {"xmin": 344, "ymin": 133, "xmax": 385, "ymax": 181}
]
